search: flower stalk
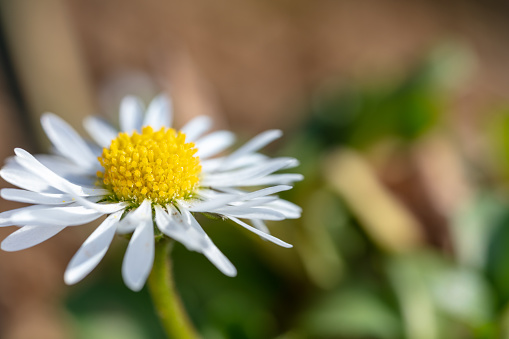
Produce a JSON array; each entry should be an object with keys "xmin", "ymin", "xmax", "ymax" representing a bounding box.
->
[{"xmin": 148, "ymin": 238, "xmax": 199, "ymax": 339}]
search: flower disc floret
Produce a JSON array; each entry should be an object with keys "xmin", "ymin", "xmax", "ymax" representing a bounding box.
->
[{"xmin": 98, "ymin": 126, "xmax": 201, "ymax": 204}]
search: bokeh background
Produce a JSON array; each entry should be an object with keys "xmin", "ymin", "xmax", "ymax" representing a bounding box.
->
[{"xmin": 1, "ymin": 1, "xmax": 509, "ymax": 338}]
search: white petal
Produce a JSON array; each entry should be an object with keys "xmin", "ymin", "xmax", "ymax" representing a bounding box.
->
[
  {"xmin": 33, "ymin": 155, "xmax": 97, "ymax": 188},
  {"xmin": 222, "ymin": 130, "xmax": 282, "ymax": 165},
  {"xmin": 143, "ymin": 94, "xmax": 172, "ymax": 129},
  {"xmin": 86, "ymin": 140, "xmax": 103, "ymax": 157},
  {"xmin": 240, "ymin": 173, "xmax": 304, "ymax": 186},
  {"xmin": 1, "ymin": 225, "xmax": 66, "ymax": 251},
  {"xmin": 173, "ymin": 206, "xmax": 236, "ymax": 276},
  {"xmin": 155, "ymin": 205, "xmax": 237, "ymax": 277},
  {"xmin": 202, "ymin": 243, "xmax": 237, "ymax": 277},
  {"xmin": 7, "ymin": 205, "xmax": 103, "ymax": 227},
  {"xmin": 200, "ymin": 158, "xmax": 225, "ymax": 172},
  {"xmin": 209, "ymin": 187, "xmax": 244, "ymax": 195},
  {"xmin": 176, "ymin": 206, "xmax": 210, "ymax": 237},
  {"xmin": 195, "ymin": 131, "xmax": 236, "ymax": 159},
  {"xmin": 194, "ymin": 189, "xmax": 278, "ymax": 209},
  {"xmin": 193, "ymin": 188, "xmax": 224, "ymax": 199},
  {"xmin": 70, "ymin": 195, "xmax": 127, "ymax": 214},
  {"xmin": 7, "ymin": 154, "xmax": 91, "ymax": 187},
  {"xmin": 1, "ymin": 188, "xmax": 74, "ymax": 205},
  {"xmin": 251, "ymin": 219, "xmax": 270, "ymax": 234},
  {"xmin": 154, "ymin": 206, "xmax": 204, "ymax": 251},
  {"xmin": 36, "ymin": 154, "xmax": 97, "ymax": 182},
  {"xmin": 14, "ymin": 148, "xmax": 109, "ymax": 196},
  {"xmin": 85, "ymin": 140, "xmax": 103, "ymax": 157},
  {"xmin": 180, "ymin": 116, "xmax": 212, "ymax": 142},
  {"xmin": 230, "ymin": 197, "xmax": 278, "ymax": 208},
  {"xmin": 84, "ymin": 116, "xmax": 118, "ymax": 148},
  {"xmin": 0, "ymin": 205, "xmax": 51, "ymax": 227},
  {"xmin": 216, "ymin": 206, "xmax": 286, "ymax": 220},
  {"xmin": 202, "ymin": 153, "xmax": 268, "ymax": 172},
  {"xmin": 116, "ymin": 199, "xmax": 152, "ymax": 234},
  {"xmin": 240, "ymin": 185, "xmax": 292, "ymax": 201},
  {"xmin": 185, "ymin": 194, "xmax": 240, "ymax": 212},
  {"xmin": 228, "ymin": 217, "xmax": 292, "ymax": 248},
  {"xmin": 64, "ymin": 212, "xmax": 121, "ymax": 285},
  {"xmin": 120, "ymin": 96, "xmax": 144, "ymax": 133},
  {"xmin": 0, "ymin": 164, "xmax": 60, "ymax": 194},
  {"xmin": 121, "ymin": 208, "xmax": 154, "ymax": 291},
  {"xmin": 201, "ymin": 158, "xmax": 298, "ymax": 187},
  {"xmin": 41, "ymin": 113, "xmax": 98, "ymax": 169},
  {"xmin": 264, "ymin": 199, "xmax": 302, "ymax": 219}
]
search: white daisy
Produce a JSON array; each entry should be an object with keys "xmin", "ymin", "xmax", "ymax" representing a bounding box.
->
[{"xmin": 0, "ymin": 94, "xmax": 302, "ymax": 291}]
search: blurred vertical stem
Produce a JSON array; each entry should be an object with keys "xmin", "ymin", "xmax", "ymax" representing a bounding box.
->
[{"xmin": 148, "ymin": 238, "xmax": 198, "ymax": 339}]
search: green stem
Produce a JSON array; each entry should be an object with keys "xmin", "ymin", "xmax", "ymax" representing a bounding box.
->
[{"xmin": 148, "ymin": 238, "xmax": 199, "ymax": 339}]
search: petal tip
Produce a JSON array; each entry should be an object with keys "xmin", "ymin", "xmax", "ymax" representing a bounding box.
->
[
  {"xmin": 63, "ymin": 271, "xmax": 78, "ymax": 285},
  {"xmin": 40, "ymin": 112, "xmax": 57, "ymax": 123},
  {"xmin": 124, "ymin": 278, "xmax": 145, "ymax": 292},
  {"xmin": 272, "ymin": 129, "xmax": 283, "ymax": 137},
  {"xmin": 226, "ymin": 269, "xmax": 237, "ymax": 277},
  {"xmin": 1, "ymin": 239, "xmax": 19, "ymax": 252}
]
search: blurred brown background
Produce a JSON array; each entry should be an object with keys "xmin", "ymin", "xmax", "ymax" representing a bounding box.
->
[{"xmin": 2, "ymin": 1, "xmax": 509, "ymax": 338}]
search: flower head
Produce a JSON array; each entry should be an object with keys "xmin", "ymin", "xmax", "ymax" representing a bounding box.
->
[
  {"xmin": 0, "ymin": 95, "xmax": 302, "ymax": 291},
  {"xmin": 98, "ymin": 126, "xmax": 202, "ymax": 204}
]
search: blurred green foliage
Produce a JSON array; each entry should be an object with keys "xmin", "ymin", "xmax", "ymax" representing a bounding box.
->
[
  {"xmin": 307, "ymin": 62, "xmax": 444, "ymax": 149},
  {"xmin": 65, "ymin": 44, "xmax": 509, "ymax": 339}
]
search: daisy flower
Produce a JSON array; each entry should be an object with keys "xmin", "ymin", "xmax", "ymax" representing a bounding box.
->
[{"xmin": 0, "ymin": 95, "xmax": 302, "ymax": 291}]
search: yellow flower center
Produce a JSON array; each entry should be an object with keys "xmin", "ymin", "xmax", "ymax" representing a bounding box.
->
[{"xmin": 97, "ymin": 126, "xmax": 201, "ymax": 205}]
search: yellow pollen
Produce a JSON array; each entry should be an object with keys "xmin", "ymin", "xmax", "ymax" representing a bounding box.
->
[{"xmin": 98, "ymin": 126, "xmax": 201, "ymax": 205}]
